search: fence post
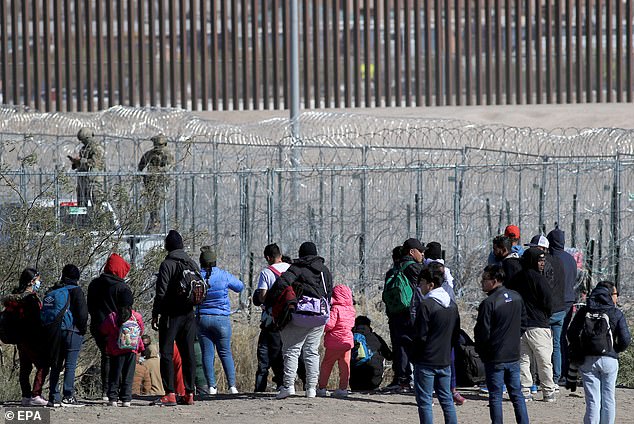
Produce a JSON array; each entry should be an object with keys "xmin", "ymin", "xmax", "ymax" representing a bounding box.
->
[
  {"xmin": 213, "ymin": 139, "xmax": 219, "ymax": 249},
  {"xmin": 191, "ymin": 175, "xmax": 195, "ymax": 248},
  {"xmin": 329, "ymin": 171, "xmax": 336, "ymax": 273},
  {"xmin": 174, "ymin": 137, "xmax": 181, "ymax": 228},
  {"xmin": 416, "ymin": 164, "xmax": 422, "ymax": 239},
  {"xmin": 239, "ymin": 174, "xmax": 249, "ymax": 306},
  {"xmin": 267, "ymin": 168, "xmax": 273, "ymax": 243},
  {"xmin": 359, "ymin": 146, "xmax": 368, "ymax": 291},
  {"xmin": 452, "ymin": 164, "xmax": 462, "ymax": 274},
  {"xmin": 571, "ymin": 194, "xmax": 577, "ymax": 248},
  {"xmin": 611, "ymin": 155, "xmax": 621, "ymax": 288},
  {"xmin": 597, "ymin": 219, "xmax": 603, "ymax": 277}
]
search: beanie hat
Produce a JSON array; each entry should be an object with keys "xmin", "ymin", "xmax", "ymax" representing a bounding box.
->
[
  {"xmin": 165, "ymin": 229, "xmax": 184, "ymax": 251},
  {"xmin": 425, "ymin": 241, "xmax": 442, "ymax": 260},
  {"xmin": 298, "ymin": 241, "xmax": 317, "ymax": 257},
  {"xmin": 199, "ymin": 246, "xmax": 217, "ymax": 268},
  {"xmin": 355, "ymin": 315, "xmax": 372, "ymax": 327},
  {"xmin": 61, "ymin": 264, "xmax": 81, "ymax": 284}
]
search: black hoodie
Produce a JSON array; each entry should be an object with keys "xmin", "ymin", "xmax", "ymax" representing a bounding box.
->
[
  {"xmin": 567, "ymin": 284, "xmax": 631, "ymax": 360},
  {"xmin": 506, "ymin": 248, "xmax": 552, "ymax": 328},
  {"xmin": 270, "ymin": 254, "xmax": 333, "ymax": 301},
  {"xmin": 547, "ymin": 228, "xmax": 578, "ymax": 307},
  {"xmin": 152, "ymin": 248, "xmax": 200, "ymax": 318}
]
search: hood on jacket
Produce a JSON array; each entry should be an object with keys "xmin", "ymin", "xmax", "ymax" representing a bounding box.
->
[
  {"xmin": 586, "ymin": 284, "xmax": 615, "ymax": 311},
  {"xmin": 425, "ymin": 287, "xmax": 451, "ymax": 308},
  {"xmin": 547, "ymin": 228, "xmax": 566, "ymax": 251},
  {"xmin": 331, "ymin": 285, "xmax": 353, "ymax": 307},
  {"xmin": 521, "ymin": 247, "xmax": 545, "ymax": 271},
  {"xmin": 293, "ymin": 255, "xmax": 327, "ymax": 273},
  {"xmin": 104, "ymin": 253, "xmax": 131, "ymax": 279}
]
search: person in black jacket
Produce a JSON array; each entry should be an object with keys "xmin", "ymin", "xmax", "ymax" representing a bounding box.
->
[
  {"xmin": 87, "ymin": 253, "xmax": 132, "ymax": 400},
  {"xmin": 506, "ymin": 247, "xmax": 556, "ymax": 402},
  {"xmin": 475, "ymin": 265, "xmax": 529, "ymax": 424},
  {"xmin": 349, "ymin": 316, "xmax": 392, "ymax": 391},
  {"xmin": 409, "ymin": 266, "xmax": 460, "ymax": 424},
  {"xmin": 384, "ymin": 238, "xmax": 425, "ymax": 391},
  {"xmin": 566, "ymin": 281, "xmax": 631, "ymax": 424},
  {"xmin": 269, "ymin": 241, "xmax": 333, "ymax": 399},
  {"xmin": 492, "ymin": 236, "xmax": 522, "ymax": 285},
  {"xmin": 46, "ymin": 264, "xmax": 89, "ymax": 407},
  {"xmin": 151, "ymin": 229, "xmax": 200, "ymax": 406}
]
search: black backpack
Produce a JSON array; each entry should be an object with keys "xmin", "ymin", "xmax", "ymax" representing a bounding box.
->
[
  {"xmin": 455, "ymin": 329, "xmax": 486, "ymax": 386},
  {"xmin": 175, "ymin": 260, "xmax": 208, "ymax": 306},
  {"xmin": 580, "ymin": 311, "xmax": 613, "ymax": 356},
  {"xmin": 0, "ymin": 305, "xmax": 23, "ymax": 344}
]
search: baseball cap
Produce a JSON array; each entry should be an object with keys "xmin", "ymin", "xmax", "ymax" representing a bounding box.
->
[
  {"xmin": 504, "ymin": 225, "xmax": 520, "ymax": 239},
  {"xmin": 403, "ymin": 238, "xmax": 424, "ymax": 252},
  {"xmin": 525, "ymin": 234, "xmax": 549, "ymax": 249}
]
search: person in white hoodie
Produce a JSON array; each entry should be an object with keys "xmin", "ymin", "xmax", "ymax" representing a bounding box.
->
[{"xmin": 408, "ymin": 266, "xmax": 461, "ymax": 424}]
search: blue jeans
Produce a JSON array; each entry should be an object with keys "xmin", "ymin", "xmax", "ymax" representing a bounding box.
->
[
  {"xmin": 413, "ymin": 364, "xmax": 457, "ymax": 424},
  {"xmin": 197, "ymin": 314, "xmax": 236, "ymax": 388},
  {"xmin": 580, "ymin": 355, "xmax": 619, "ymax": 424},
  {"xmin": 549, "ymin": 310, "xmax": 566, "ymax": 383},
  {"xmin": 49, "ymin": 331, "xmax": 83, "ymax": 402},
  {"xmin": 484, "ymin": 361, "xmax": 529, "ymax": 424}
]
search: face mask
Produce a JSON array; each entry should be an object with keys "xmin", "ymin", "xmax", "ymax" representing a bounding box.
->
[{"xmin": 32, "ymin": 280, "xmax": 41, "ymax": 292}]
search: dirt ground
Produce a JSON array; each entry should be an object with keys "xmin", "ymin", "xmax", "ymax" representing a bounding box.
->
[{"xmin": 2, "ymin": 386, "xmax": 631, "ymax": 424}]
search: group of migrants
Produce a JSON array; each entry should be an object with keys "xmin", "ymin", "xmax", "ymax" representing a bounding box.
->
[
  {"xmin": 1, "ymin": 224, "xmax": 630, "ymax": 424},
  {"xmin": 67, "ymin": 128, "xmax": 173, "ymax": 233}
]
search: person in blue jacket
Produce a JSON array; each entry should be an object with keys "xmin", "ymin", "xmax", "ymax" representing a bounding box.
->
[{"xmin": 196, "ymin": 246, "xmax": 244, "ymax": 395}]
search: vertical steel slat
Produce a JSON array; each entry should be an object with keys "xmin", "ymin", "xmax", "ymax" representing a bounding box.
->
[
  {"xmin": 566, "ymin": 0, "xmax": 573, "ymax": 102},
  {"xmin": 323, "ymin": 0, "xmax": 330, "ymax": 107},
  {"xmin": 55, "ymin": 0, "xmax": 63, "ymax": 110},
  {"xmin": 128, "ymin": 0, "xmax": 136, "ymax": 106},
  {"xmin": 272, "ymin": 0, "xmax": 279, "ymax": 109},
  {"xmin": 615, "ymin": 0, "xmax": 623, "ymax": 102},
  {"xmin": 301, "ymin": 0, "xmax": 308, "ymax": 108},
  {"xmin": 190, "ymin": 0, "xmax": 198, "ymax": 110},
  {"xmin": 575, "ymin": 0, "xmax": 582, "ymax": 103},
  {"xmin": 180, "ymin": 0, "xmax": 188, "ymax": 108},
  {"xmin": 454, "ymin": 0, "xmax": 461, "ymax": 105},
  {"xmin": 384, "ymin": 0, "xmax": 391, "ymax": 106},
  {"xmin": 627, "ymin": 0, "xmax": 633, "ymax": 102},
  {"xmin": 364, "ymin": 0, "xmax": 371, "ymax": 107},
  {"xmin": 64, "ymin": 0, "xmax": 73, "ymax": 110},
  {"xmin": 74, "ymin": 0, "xmax": 82, "ymax": 110},
  {"xmin": 605, "ymin": 0, "xmax": 612, "ymax": 102},
  {"xmin": 22, "ymin": 0, "xmax": 31, "ymax": 105},
  {"xmin": 333, "ymin": 0, "xmax": 340, "ymax": 108},
  {"xmin": 86, "ymin": 0, "xmax": 94, "ymax": 110},
  {"xmin": 354, "ymin": 0, "xmax": 361, "ymax": 107},
  {"xmin": 32, "ymin": 0, "xmax": 40, "ymax": 110},
  {"xmin": 231, "ymin": 0, "xmax": 239, "ymax": 109},
  {"xmin": 394, "ymin": 0, "xmax": 401, "ymax": 106},
  {"xmin": 283, "ymin": 1, "xmax": 290, "ymax": 109},
  {"xmin": 97, "ymin": 0, "xmax": 105, "ymax": 109},
  {"xmin": 505, "ymin": 0, "xmax": 512, "ymax": 104},
  {"xmin": 262, "ymin": 0, "xmax": 269, "ymax": 109},
  {"xmin": 485, "ymin": 0, "xmax": 492, "ymax": 105},
  {"xmin": 494, "ymin": 0, "xmax": 502, "ymax": 104},
  {"xmin": 444, "ymin": 0, "xmax": 452, "ymax": 105},
  {"xmin": 43, "ymin": 0, "xmax": 52, "ymax": 110},
  {"xmin": 241, "ymin": 0, "xmax": 248, "ymax": 109},
  {"xmin": 434, "ymin": 0, "xmax": 442, "ymax": 105},
  {"xmin": 594, "ymin": 0, "xmax": 603, "ymax": 103},
  {"xmin": 169, "ymin": 0, "xmax": 178, "ymax": 107},
  {"xmin": 515, "ymin": 0, "xmax": 522, "ymax": 103},
  {"xmin": 0, "ymin": 0, "xmax": 6, "ymax": 105},
  {"xmin": 343, "ymin": 0, "xmax": 351, "ymax": 107},
  {"xmin": 458, "ymin": 0, "xmax": 466, "ymax": 104},
  {"xmin": 211, "ymin": 0, "xmax": 218, "ymax": 109},
  {"xmin": 221, "ymin": 0, "xmax": 229, "ymax": 109},
  {"xmin": 524, "ymin": 0, "xmax": 531, "ymax": 104},
  {"xmin": 159, "ymin": 0, "xmax": 167, "ymax": 107},
  {"xmin": 546, "ymin": 0, "xmax": 553, "ymax": 103},
  {"xmin": 201, "ymin": 0, "xmax": 208, "ymax": 109},
  {"xmin": 375, "ymin": 0, "xmax": 382, "ymax": 106},
  {"xmin": 585, "ymin": 0, "xmax": 592, "ymax": 102},
  {"xmin": 404, "ymin": 0, "xmax": 411, "ymax": 106},
  {"xmin": 252, "ymin": 0, "xmax": 260, "ymax": 108},
  {"xmin": 118, "ymin": 0, "xmax": 125, "ymax": 105},
  {"xmin": 535, "ymin": 0, "xmax": 542, "ymax": 104},
  {"xmin": 138, "ymin": 0, "xmax": 146, "ymax": 107},
  {"xmin": 414, "ymin": 0, "xmax": 422, "ymax": 105},
  {"xmin": 312, "ymin": 0, "xmax": 319, "ymax": 107},
  {"xmin": 557, "ymin": 0, "xmax": 565, "ymax": 103},
  {"xmin": 475, "ymin": 0, "xmax": 482, "ymax": 104}
]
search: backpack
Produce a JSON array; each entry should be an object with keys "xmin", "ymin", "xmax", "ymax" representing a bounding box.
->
[
  {"xmin": 580, "ymin": 311, "xmax": 613, "ymax": 355},
  {"xmin": 0, "ymin": 304, "xmax": 23, "ymax": 344},
  {"xmin": 382, "ymin": 261, "xmax": 416, "ymax": 315},
  {"xmin": 351, "ymin": 332, "xmax": 374, "ymax": 366},
  {"xmin": 117, "ymin": 314, "xmax": 142, "ymax": 350},
  {"xmin": 175, "ymin": 261, "xmax": 208, "ymax": 306},
  {"xmin": 455, "ymin": 329, "xmax": 486, "ymax": 386},
  {"xmin": 40, "ymin": 287, "xmax": 73, "ymax": 331}
]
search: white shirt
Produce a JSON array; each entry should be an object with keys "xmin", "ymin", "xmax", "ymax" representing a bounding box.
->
[{"xmin": 256, "ymin": 262, "xmax": 291, "ymax": 291}]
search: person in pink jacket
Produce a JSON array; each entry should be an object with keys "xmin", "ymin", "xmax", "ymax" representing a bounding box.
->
[
  {"xmin": 100, "ymin": 299, "xmax": 144, "ymax": 407},
  {"xmin": 317, "ymin": 285, "xmax": 356, "ymax": 397}
]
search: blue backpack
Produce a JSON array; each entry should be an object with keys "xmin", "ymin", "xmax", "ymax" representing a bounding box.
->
[
  {"xmin": 40, "ymin": 287, "xmax": 73, "ymax": 330},
  {"xmin": 351, "ymin": 332, "xmax": 374, "ymax": 366}
]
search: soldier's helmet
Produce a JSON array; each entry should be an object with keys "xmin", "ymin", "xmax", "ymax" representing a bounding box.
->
[
  {"xmin": 151, "ymin": 134, "xmax": 168, "ymax": 147},
  {"xmin": 77, "ymin": 127, "xmax": 94, "ymax": 144}
]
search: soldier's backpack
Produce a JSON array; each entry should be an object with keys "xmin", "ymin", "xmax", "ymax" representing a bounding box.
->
[
  {"xmin": 580, "ymin": 311, "xmax": 613, "ymax": 355},
  {"xmin": 382, "ymin": 261, "xmax": 416, "ymax": 315},
  {"xmin": 117, "ymin": 314, "xmax": 142, "ymax": 350},
  {"xmin": 175, "ymin": 261, "xmax": 208, "ymax": 306},
  {"xmin": 351, "ymin": 332, "xmax": 374, "ymax": 366}
]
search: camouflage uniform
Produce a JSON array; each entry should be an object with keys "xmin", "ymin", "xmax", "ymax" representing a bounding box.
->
[
  {"xmin": 138, "ymin": 135, "xmax": 174, "ymax": 232},
  {"xmin": 71, "ymin": 128, "xmax": 105, "ymax": 207}
]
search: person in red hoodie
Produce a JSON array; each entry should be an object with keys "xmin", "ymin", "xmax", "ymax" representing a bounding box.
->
[
  {"xmin": 99, "ymin": 290, "xmax": 144, "ymax": 407},
  {"xmin": 316, "ymin": 285, "xmax": 356, "ymax": 398},
  {"xmin": 87, "ymin": 253, "xmax": 133, "ymax": 400}
]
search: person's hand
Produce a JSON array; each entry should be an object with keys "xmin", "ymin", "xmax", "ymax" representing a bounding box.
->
[{"xmin": 151, "ymin": 316, "xmax": 159, "ymax": 331}]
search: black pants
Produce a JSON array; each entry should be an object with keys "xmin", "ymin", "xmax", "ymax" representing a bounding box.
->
[
  {"xmin": 389, "ymin": 317, "xmax": 412, "ymax": 385},
  {"xmin": 159, "ymin": 312, "xmax": 197, "ymax": 394},
  {"xmin": 108, "ymin": 353, "xmax": 136, "ymax": 402},
  {"xmin": 92, "ymin": 328, "xmax": 111, "ymax": 395},
  {"xmin": 254, "ymin": 327, "xmax": 284, "ymax": 392}
]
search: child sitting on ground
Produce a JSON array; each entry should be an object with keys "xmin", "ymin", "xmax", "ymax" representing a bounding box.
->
[{"xmin": 317, "ymin": 285, "xmax": 356, "ymax": 397}]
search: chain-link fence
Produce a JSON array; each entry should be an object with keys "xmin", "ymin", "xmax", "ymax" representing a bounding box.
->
[{"xmin": 1, "ymin": 106, "xmax": 633, "ymax": 301}]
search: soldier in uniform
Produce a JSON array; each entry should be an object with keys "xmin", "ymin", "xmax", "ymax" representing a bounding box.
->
[
  {"xmin": 67, "ymin": 128, "xmax": 105, "ymax": 207},
  {"xmin": 138, "ymin": 135, "xmax": 174, "ymax": 233}
]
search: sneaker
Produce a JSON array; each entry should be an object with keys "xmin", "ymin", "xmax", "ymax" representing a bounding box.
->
[
  {"xmin": 151, "ymin": 393, "xmax": 177, "ymax": 406},
  {"xmin": 47, "ymin": 401, "xmax": 61, "ymax": 408},
  {"xmin": 452, "ymin": 391, "xmax": 466, "ymax": 406},
  {"xmin": 554, "ymin": 384, "xmax": 560, "ymax": 393},
  {"xmin": 316, "ymin": 388, "xmax": 329, "ymax": 397},
  {"xmin": 208, "ymin": 386, "xmax": 218, "ymax": 395},
  {"xmin": 21, "ymin": 397, "xmax": 31, "ymax": 406},
  {"xmin": 478, "ymin": 385, "xmax": 489, "ymax": 395},
  {"xmin": 305, "ymin": 388, "xmax": 316, "ymax": 398},
  {"xmin": 276, "ymin": 386, "xmax": 295, "ymax": 399},
  {"xmin": 29, "ymin": 396, "xmax": 48, "ymax": 406},
  {"xmin": 61, "ymin": 396, "xmax": 84, "ymax": 407},
  {"xmin": 530, "ymin": 384, "xmax": 539, "ymax": 394},
  {"xmin": 101, "ymin": 393, "xmax": 109, "ymax": 401},
  {"xmin": 333, "ymin": 389, "xmax": 349, "ymax": 398},
  {"xmin": 177, "ymin": 393, "xmax": 194, "ymax": 405},
  {"xmin": 121, "ymin": 401, "xmax": 131, "ymax": 407},
  {"xmin": 108, "ymin": 401, "xmax": 118, "ymax": 407},
  {"xmin": 542, "ymin": 392, "xmax": 556, "ymax": 402},
  {"xmin": 384, "ymin": 382, "xmax": 400, "ymax": 391},
  {"xmin": 524, "ymin": 394, "xmax": 533, "ymax": 402},
  {"xmin": 229, "ymin": 386, "xmax": 239, "ymax": 395},
  {"xmin": 397, "ymin": 384, "xmax": 412, "ymax": 394}
]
